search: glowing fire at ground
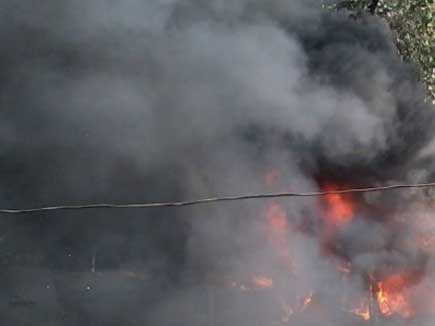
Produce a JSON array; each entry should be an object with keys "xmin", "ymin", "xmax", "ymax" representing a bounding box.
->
[
  {"xmin": 225, "ymin": 174, "xmax": 434, "ymax": 324},
  {"xmin": 265, "ymin": 202, "xmax": 292, "ymax": 263},
  {"xmin": 252, "ymin": 275, "xmax": 274, "ymax": 289},
  {"xmin": 350, "ymin": 300, "xmax": 371, "ymax": 321},
  {"xmin": 279, "ymin": 291, "xmax": 314, "ymax": 323},
  {"xmin": 301, "ymin": 291, "xmax": 314, "ymax": 311},
  {"xmin": 376, "ymin": 275, "xmax": 414, "ymax": 318},
  {"xmin": 264, "ymin": 171, "xmax": 292, "ymax": 261}
]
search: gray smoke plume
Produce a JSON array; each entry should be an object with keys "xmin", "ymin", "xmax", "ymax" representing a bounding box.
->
[{"xmin": 0, "ymin": 0, "xmax": 434, "ymax": 325}]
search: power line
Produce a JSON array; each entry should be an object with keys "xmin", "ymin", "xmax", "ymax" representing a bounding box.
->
[{"xmin": 1, "ymin": 181, "xmax": 435, "ymax": 214}]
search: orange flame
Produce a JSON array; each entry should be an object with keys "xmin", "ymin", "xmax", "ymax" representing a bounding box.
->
[
  {"xmin": 350, "ymin": 300, "xmax": 371, "ymax": 321},
  {"xmin": 279, "ymin": 291, "xmax": 314, "ymax": 322},
  {"xmin": 301, "ymin": 291, "xmax": 314, "ymax": 311},
  {"xmin": 376, "ymin": 275, "xmax": 414, "ymax": 318},
  {"xmin": 326, "ymin": 194, "xmax": 354, "ymax": 225},
  {"xmin": 323, "ymin": 188, "xmax": 355, "ymax": 226},
  {"xmin": 252, "ymin": 275, "xmax": 274, "ymax": 289},
  {"xmin": 266, "ymin": 202, "xmax": 288, "ymax": 231},
  {"xmin": 265, "ymin": 202, "xmax": 291, "ymax": 261}
]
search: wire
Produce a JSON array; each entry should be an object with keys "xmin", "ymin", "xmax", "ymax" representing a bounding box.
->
[{"xmin": 1, "ymin": 181, "xmax": 435, "ymax": 214}]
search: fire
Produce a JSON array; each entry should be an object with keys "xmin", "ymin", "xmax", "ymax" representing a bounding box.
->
[
  {"xmin": 376, "ymin": 275, "xmax": 414, "ymax": 318},
  {"xmin": 301, "ymin": 291, "xmax": 314, "ymax": 310},
  {"xmin": 350, "ymin": 299, "xmax": 371, "ymax": 321},
  {"xmin": 266, "ymin": 202, "xmax": 288, "ymax": 231},
  {"xmin": 249, "ymin": 174, "xmax": 432, "ymax": 323},
  {"xmin": 323, "ymin": 186, "xmax": 355, "ymax": 226},
  {"xmin": 265, "ymin": 202, "xmax": 291, "ymax": 262},
  {"xmin": 226, "ymin": 275, "xmax": 275, "ymax": 291},
  {"xmin": 252, "ymin": 275, "xmax": 274, "ymax": 289},
  {"xmin": 264, "ymin": 168, "xmax": 290, "ymax": 256},
  {"xmin": 279, "ymin": 291, "xmax": 314, "ymax": 323}
]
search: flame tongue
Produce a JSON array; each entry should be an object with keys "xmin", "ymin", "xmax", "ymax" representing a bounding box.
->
[
  {"xmin": 252, "ymin": 275, "xmax": 274, "ymax": 289},
  {"xmin": 351, "ymin": 299, "xmax": 371, "ymax": 321},
  {"xmin": 375, "ymin": 275, "xmax": 414, "ymax": 318},
  {"xmin": 323, "ymin": 184, "xmax": 355, "ymax": 226},
  {"xmin": 226, "ymin": 173, "xmax": 431, "ymax": 323}
]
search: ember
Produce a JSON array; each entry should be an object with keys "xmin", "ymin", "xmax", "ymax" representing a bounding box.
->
[{"xmin": 301, "ymin": 291, "xmax": 314, "ymax": 310}]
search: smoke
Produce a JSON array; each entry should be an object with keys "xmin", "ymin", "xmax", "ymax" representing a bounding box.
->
[{"xmin": 0, "ymin": 0, "xmax": 434, "ymax": 324}]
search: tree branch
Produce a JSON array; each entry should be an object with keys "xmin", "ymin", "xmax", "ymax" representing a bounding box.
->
[{"xmin": 367, "ymin": 0, "xmax": 379, "ymax": 14}]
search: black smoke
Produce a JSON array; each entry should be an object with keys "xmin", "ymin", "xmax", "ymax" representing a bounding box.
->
[{"xmin": 0, "ymin": 1, "xmax": 434, "ymax": 325}]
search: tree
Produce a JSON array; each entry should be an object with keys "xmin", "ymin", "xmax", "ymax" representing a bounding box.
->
[{"xmin": 329, "ymin": 0, "xmax": 435, "ymax": 104}]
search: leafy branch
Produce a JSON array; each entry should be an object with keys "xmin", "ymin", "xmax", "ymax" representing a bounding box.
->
[{"xmin": 328, "ymin": 0, "xmax": 435, "ymax": 104}]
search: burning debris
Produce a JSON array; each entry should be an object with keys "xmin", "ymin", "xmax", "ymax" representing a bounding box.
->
[
  {"xmin": 0, "ymin": 0, "xmax": 435, "ymax": 325},
  {"xmin": 375, "ymin": 274, "xmax": 413, "ymax": 318},
  {"xmin": 217, "ymin": 176, "xmax": 435, "ymax": 324}
]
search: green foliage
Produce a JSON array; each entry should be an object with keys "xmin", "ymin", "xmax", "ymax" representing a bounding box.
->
[{"xmin": 328, "ymin": 0, "xmax": 435, "ymax": 103}]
